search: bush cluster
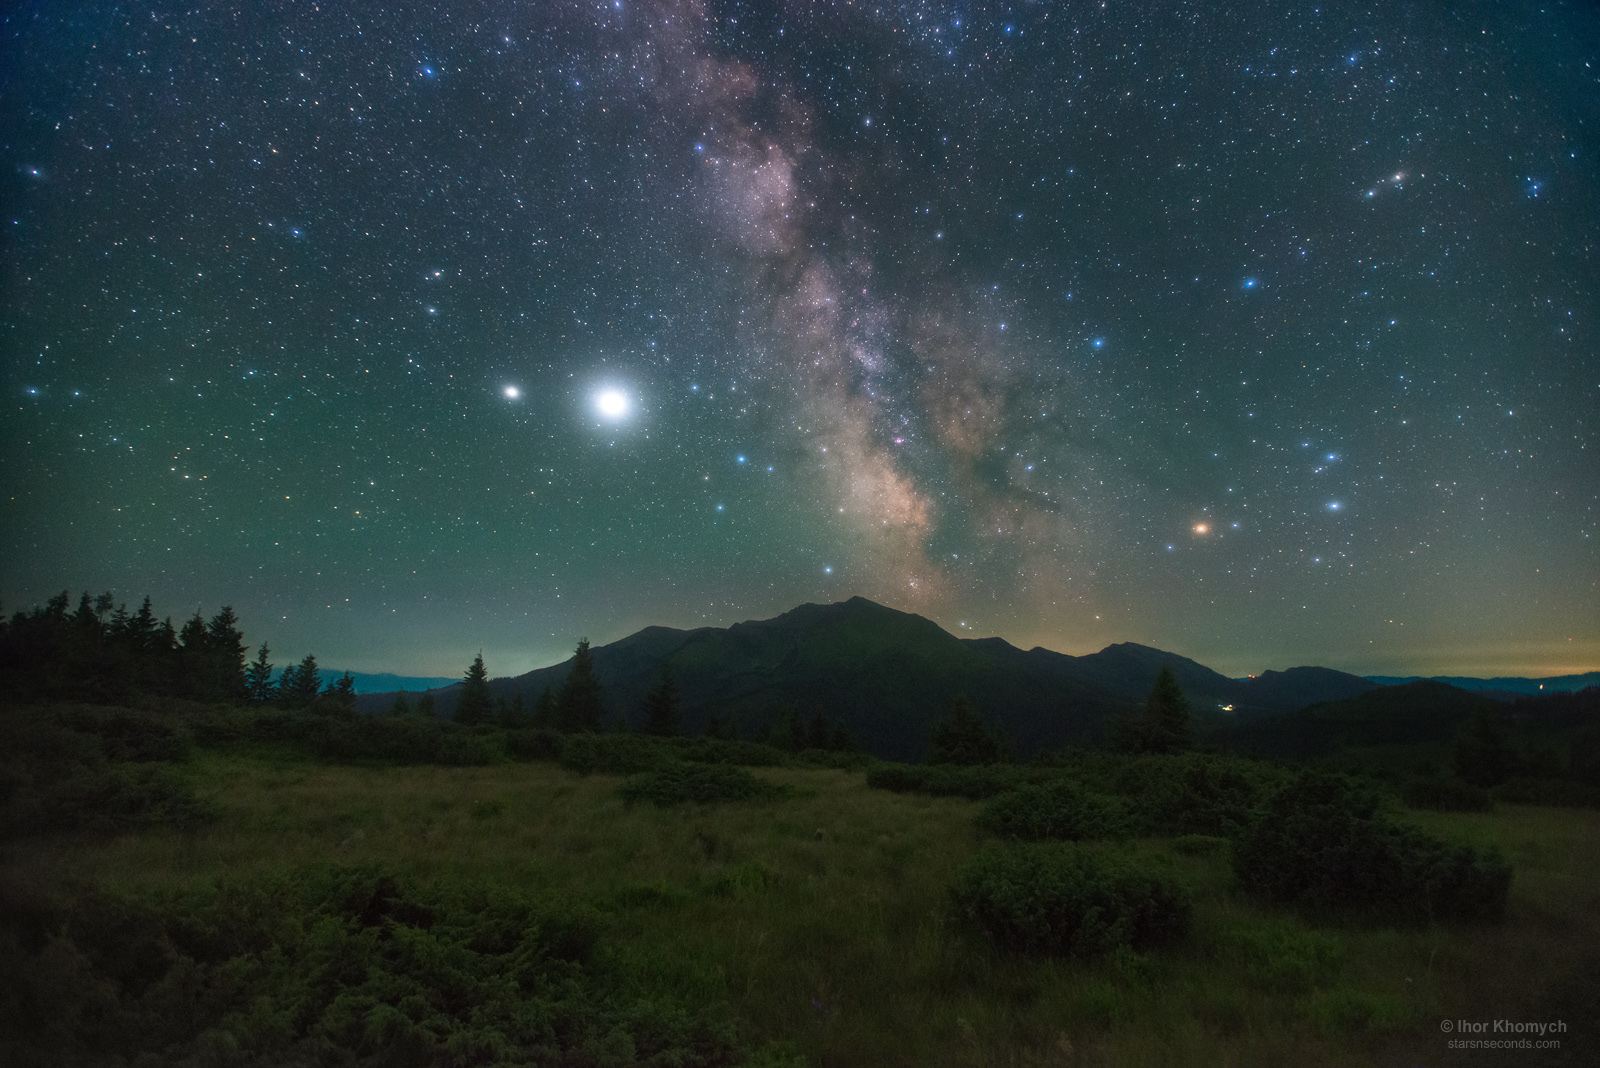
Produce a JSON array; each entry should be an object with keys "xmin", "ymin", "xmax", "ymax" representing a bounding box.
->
[
  {"xmin": 0, "ymin": 704, "xmax": 212, "ymax": 837},
  {"xmin": 1233, "ymin": 772, "xmax": 1512, "ymax": 923},
  {"xmin": 975, "ymin": 780, "xmax": 1130, "ymax": 841},
  {"xmin": 951, "ymin": 843, "xmax": 1192, "ymax": 956},
  {"xmin": 619, "ymin": 763, "xmax": 787, "ymax": 806},
  {"xmin": 0, "ymin": 868, "xmax": 744, "ymax": 1066}
]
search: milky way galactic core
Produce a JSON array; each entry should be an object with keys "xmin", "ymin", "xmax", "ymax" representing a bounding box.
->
[{"xmin": 3, "ymin": 1, "xmax": 1596, "ymax": 678}]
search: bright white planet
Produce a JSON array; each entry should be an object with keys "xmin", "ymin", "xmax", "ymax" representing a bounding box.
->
[
  {"xmin": 595, "ymin": 388, "xmax": 629, "ymax": 418},
  {"xmin": 503, "ymin": 386, "xmax": 520, "ymax": 399}
]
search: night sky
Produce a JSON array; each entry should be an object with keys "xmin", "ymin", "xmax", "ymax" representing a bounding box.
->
[{"xmin": 3, "ymin": 1, "xmax": 1596, "ymax": 680}]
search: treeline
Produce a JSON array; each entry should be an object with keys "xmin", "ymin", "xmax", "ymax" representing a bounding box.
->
[{"xmin": 0, "ymin": 589, "xmax": 364, "ymax": 710}]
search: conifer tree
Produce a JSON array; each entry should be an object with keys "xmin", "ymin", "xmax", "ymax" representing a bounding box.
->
[
  {"xmin": 390, "ymin": 691, "xmax": 412, "ymax": 716},
  {"xmin": 456, "ymin": 653, "xmax": 493, "ymax": 726},
  {"xmin": 927, "ymin": 694, "xmax": 1006, "ymax": 765},
  {"xmin": 703, "ymin": 710, "xmax": 727, "ymax": 740},
  {"xmin": 641, "ymin": 666, "xmax": 681, "ymax": 736},
  {"xmin": 531, "ymin": 684, "xmax": 556, "ymax": 728},
  {"xmin": 1142, "ymin": 665, "xmax": 1192, "ymax": 753},
  {"xmin": 499, "ymin": 691, "xmax": 527, "ymax": 729},
  {"xmin": 206, "ymin": 606, "xmax": 248, "ymax": 700},
  {"xmin": 326, "ymin": 671, "xmax": 357, "ymax": 711},
  {"xmin": 415, "ymin": 691, "xmax": 436, "ymax": 717},
  {"xmin": 283, "ymin": 653, "xmax": 322, "ymax": 709},
  {"xmin": 244, "ymin": 643, "xmax": 277, "ymax": 703},
  {"xmin": 555, "ymin": 638, "xmax": 604, "ymax": 731}
]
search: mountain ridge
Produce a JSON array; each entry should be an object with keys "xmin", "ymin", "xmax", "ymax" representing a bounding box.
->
[{"xmin": 355, "ymin": 597, "xmax": 1381, "ymax": 759}]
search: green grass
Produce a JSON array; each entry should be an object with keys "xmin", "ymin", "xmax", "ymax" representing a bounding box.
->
[{"xmin": 6, "ymin": 748, "xmax": 1598, "ymax": 1066}]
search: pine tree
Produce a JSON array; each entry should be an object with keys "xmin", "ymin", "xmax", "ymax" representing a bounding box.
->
[
  {"xmin": 927, "ymin": 694, "xmax": 1006, "ymax": 765},
  {"xmin": 390, "ymin": 691, "xmax": 413, "ymax": 716},
  {"xmin": 640, "ymin": 666, "xmax": 681, "ymax": 736},
  {"xmin": 456, "ymin": 653, "xmax": 492, "ymax": 726},
  {"xmin": 282, "ymin": 653, "xmax": 322, "ymax": 709},
  {"xmin": 244, "ymin": 643, "xmax": 277, "ymax": 703},
  {"xmin": 555, "ymin": 638, "xmax": 604, "ymax": 732},
  {"xmin": 415, "ymin": 691, "xmax": 437, "ymax": 717},
  {"xmin": 1143, "ymin": 665, "xmax": 1192, "ymax": 753},
  {"xmin": 206, "ymin": 606, "xmax": 248, "ymax": 701},
  {"xmin": 499, "ymin": 690, "xmax": 527, "ymax": 729},
  {"xmin": 531, "ymin": 684, "xmax": 556, "ymax": 728},
  {"xmin": 326, "ymin": 671, "xmax": 357, "ymax": 711}
]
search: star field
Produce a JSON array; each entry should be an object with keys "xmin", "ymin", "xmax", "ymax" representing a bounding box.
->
[{"xmin": 2, "ymin": 0, "xmax": 1596, "ymax": 678}]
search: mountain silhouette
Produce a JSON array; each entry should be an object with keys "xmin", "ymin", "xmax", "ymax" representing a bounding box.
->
[{"xmin": 357, "ymin": 597, "xmax": 1378, "ymax": 759}]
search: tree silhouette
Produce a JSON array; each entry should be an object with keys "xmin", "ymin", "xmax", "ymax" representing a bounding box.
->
[
  {"xmin": 927, "ymin": 694, "xmax": 1006, "ymax": 765},
  {"xmin": 456, "ymin": 653, "xmax": 493, "ymax": 726},
  {"xmin": 244, "ymin": 644, "xmax": 277, "ymax": 703},
  {"xmin": 325, "ymin": 671, "xmax": 357, "ymax": 711},
  {"xmin": 640, "ymin": 666, "xmax": 681, "ymax": 736},
  {"xmin": 531, "ymin": 684, "xmax": 556, "ymax": 728},
  {"xmin": 1115, "ymin": 665, "xmax": 1192, "ymax": 753},
  {"xmin": 389, "ymin": 691, "xmax": 412, "ymax": 716},
  {"xmin": 555, "ymin": 639, "xmax": 604, "ymax": 732},
  {"xmin": 281, "ymin": 654, "xmax": 322, "ymax": 709},
  {"xmin": 415, "ymin": 691, "xmax": 436, "ymax": 717}
]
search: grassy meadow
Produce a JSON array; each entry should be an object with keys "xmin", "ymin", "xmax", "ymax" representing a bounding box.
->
[{"xmin": 7, "ymin": 741, "xmax": 1596, "ymax": 1067}]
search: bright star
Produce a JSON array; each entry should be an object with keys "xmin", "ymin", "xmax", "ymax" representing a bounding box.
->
[
  {"xmin": 503, "ymin": 386, "xmax": 520, "ymax": 399},
  {"xmin": 595, "ymin": 389, "xmax": 629, "ymax": 418}
]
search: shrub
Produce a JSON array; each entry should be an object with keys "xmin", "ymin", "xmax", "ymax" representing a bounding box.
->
[
  {"xmin": 619, "ymin": 763, "xmax": 787, "ymax": 806},
  {"xmin": 1115, "ymin": 753, "xmax": 1287, "ymax": 838},
  {"xmin": 0, "ymin": 868, "xmax": 743, "ymax": 1066},
  {"xmin": 950, "ymin": 843, "xmax": 1192, "ymax": 956},
  {"xmin": 668, "ymin": 736, "xmax": 792, "ymax": 767},
  {"xmin": 1401, "ymin": 777, "xmax": 1493, "ymax": 812},
  {"xmin": 975, "ymin": 780, "xmax": 1130, "ymax": 841},
  {"xmin": 559, "ymin": 732, "xmax": 674, "ymax": 775},
  {"xmin": 1233, "ymin": 771, "xmax": 1512, "ymax": 922},
  {"xmin": 506, "ymin": 727, "xmax": 564, "ymax": 762}
]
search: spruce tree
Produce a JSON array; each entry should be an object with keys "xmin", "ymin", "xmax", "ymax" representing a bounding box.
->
[
  {"xmin": 283, "ymin": 653, "xmax": 322, "ymax": 709},
  {"xmin": 326, "ymin": 671, "xmax": 357, "ymax": 711},
  {"xmin": 415, "ymin": 691, "xmax": 436, "ymax": 717},
  {"xmin": 555, "ymin": 638, "xmax": 604, "ymax": 731},
  {"xmin": 390, "ymin": 691, "xmax": 413, "ymax": 716},
  {"xmin": 456, "ymin": 653, "xmax": 493, "ymax": 726},
  {"xmin": 1142, "ymin": 665, "xmax": 1192, "ymax": 753},
  {"xmin": 244, "ymin": 643, "xmax": 277, "ymax": 703},
  {"xmin": 640, "ymin": 666, "xmax": 681, "ymax": 736},
  {"xmin": 206, "ymin": 606, "xmax": 248, "ymax": 700},
  {"xmin": 927, "ymin": 694, "xmax": 1006, "ymax": 765},
  {"xmin": 531, "ymin": 684, "xmax": 556, "ymax": 728}
]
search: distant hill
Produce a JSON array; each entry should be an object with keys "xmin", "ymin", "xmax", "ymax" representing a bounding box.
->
[
  {"xmin": 355, "ymin": 597, "xmax": 1379, "ymax": 760},
  {"xmin": 1366, "ymin": 672, "xmax": 1600, "ymax": 698},
  {"xmin": 315, "ymin": 670, "xmax": 459, "ymax": 695}
]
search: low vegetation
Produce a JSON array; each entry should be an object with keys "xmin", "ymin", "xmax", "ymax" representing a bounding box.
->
[{"xmin": 2, "ymin": 592, "xmax": 1598, "ymax": 1065}]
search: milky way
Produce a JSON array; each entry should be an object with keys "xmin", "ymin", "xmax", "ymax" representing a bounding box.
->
[{"xmin": 3, "ymin": 0, "xmax": 1596, "ymax": 677}]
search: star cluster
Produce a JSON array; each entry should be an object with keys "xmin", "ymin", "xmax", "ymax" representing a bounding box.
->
[{"xmin": 2, "ymin": 0, "xmax": 1595, "ymax": 677}]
